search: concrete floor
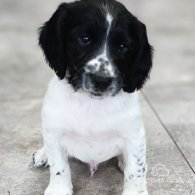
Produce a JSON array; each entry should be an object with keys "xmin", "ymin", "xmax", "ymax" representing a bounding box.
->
[{"xmin": 0, "ymin": 0, "xmax": 195, "ymax": 195}]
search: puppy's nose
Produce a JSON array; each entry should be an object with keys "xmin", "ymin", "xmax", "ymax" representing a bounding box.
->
[{"xmin": 91, "ymin": 75, "xmax": 113, "ymax": 90}]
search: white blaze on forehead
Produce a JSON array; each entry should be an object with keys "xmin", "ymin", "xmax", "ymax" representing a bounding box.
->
[
  {"xmin": 103, "ymin": 13, "xmax": 114, "ymax": 75},
  {"xmin": 106, "ymin": 13, "xmax": 113, "ymax": 38},
  {"xmin": 85, "ymin": 12, "xmax": 115, "ymax": 77},
  {"xmin": 106, "ymin": 13, "xmax": 113, "ymax": 27}
]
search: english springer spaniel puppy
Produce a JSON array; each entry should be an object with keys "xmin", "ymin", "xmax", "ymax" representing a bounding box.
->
[{"xmin": 33, "ymin": 0, "xmax": 153, "ymax": 195}]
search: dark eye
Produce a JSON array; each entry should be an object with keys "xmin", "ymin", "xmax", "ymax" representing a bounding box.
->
[
  {"xmin": 78, "ymin": 34, "xmax": 92, "ymax": 46},
  {"xmin": 118, "ymin": 43, "xmax": 129, "ymax": 52}
]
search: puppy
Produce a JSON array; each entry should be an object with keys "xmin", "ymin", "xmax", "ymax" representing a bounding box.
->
[{"xmin": 33, "ymin": 0, "xmax": 153, "ymax": 195}]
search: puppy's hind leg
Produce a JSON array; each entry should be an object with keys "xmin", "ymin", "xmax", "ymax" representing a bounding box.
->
[{"xmin": 32, "ymin": 147, "xmax": 48, "ymax": 167}]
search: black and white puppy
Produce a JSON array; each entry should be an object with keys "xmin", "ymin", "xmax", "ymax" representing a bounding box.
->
[{"xmin": 33, "ymin": 0, "xmax": 153, "ymax": 194}]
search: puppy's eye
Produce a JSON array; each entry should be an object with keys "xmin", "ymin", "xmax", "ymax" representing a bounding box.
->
[
  {"xmin": 78, "ymin": 35, "xmax": 92, "ymax": 46},
  {"xmin": 118, "ymin": 43, "xmax": 129, "ymax": 52}
]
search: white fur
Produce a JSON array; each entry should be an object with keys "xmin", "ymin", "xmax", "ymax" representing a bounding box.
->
[
  {"xmin": 106, "ymin": 13, "xmax": 113, "ymax": 36},
  {"xmin": 43, "ymin": 76, "xmax": 141, "ymax": 163},
  {"xmin": 34, "ymin": 76, "xmax": 148, "ymax": 195}
]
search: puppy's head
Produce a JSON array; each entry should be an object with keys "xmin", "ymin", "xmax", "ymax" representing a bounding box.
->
[{"xmin": 39, "ymin": 0, "xmax": 153, "ymax": 96}]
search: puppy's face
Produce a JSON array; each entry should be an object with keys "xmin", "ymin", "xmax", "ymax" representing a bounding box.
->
[{"xmin": 39, "ymin": 0, "xmax": 153, "ymax": 96}]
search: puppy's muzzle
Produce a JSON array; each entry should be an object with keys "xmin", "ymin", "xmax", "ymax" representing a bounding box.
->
[
  {"xmin": 90, "ymin": 74, "xmax": 114, "ymax": 91},
  {"xmin": 83, "ymin": 71, "xmax": 118, "ymax": 96},
  {"xmin": 83, "ymin": 58, "xmax": 121, "ymax": 96}
]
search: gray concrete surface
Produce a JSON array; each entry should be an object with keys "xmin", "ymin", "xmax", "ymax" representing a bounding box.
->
[{"xmin": 0, "ymin": 0, "xmax": 195, "ymax": 195}]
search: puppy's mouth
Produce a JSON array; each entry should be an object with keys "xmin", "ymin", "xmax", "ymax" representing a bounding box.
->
[{"xmin": 82, "ymin": 72, "xmax": 122, "ymax": 97}]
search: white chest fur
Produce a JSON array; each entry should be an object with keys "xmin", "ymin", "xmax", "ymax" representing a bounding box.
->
[{"xmin": 42, "ymin": 76, "xmax": 143, "ymax": 165}]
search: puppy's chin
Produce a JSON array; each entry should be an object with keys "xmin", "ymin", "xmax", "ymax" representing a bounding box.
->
[
  {"xmin": 80, "ymin": 74, "xmax": 121, "ymax": 98},
  {"xmin": 85, "ymin": 90, "xmax": 115, "ymax": 98},
  {"xmin": 82, "ymin": 84, "xmax": 121, "ymax": 98}
]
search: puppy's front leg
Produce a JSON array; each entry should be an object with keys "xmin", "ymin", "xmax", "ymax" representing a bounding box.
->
[
  {"xmin": 44, "ymin": 133, "xmax": 72, "ymax": 195},
  {"xmin": 122, "ymin": 129, "xmax": 148, "ymax": 195}
]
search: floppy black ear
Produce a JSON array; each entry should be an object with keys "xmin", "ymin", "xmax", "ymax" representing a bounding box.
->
[
  {"xmin": 39, "ymin": 3, "xmax": 68, "ymax": 79},
  {"xmin": 124, "ymin": 22, "xmax": 153, "ymax": 93}
]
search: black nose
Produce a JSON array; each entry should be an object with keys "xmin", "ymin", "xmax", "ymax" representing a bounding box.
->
[{"xmin": 91, "ymin": 75, "xmax": 113, "ymax": 91}]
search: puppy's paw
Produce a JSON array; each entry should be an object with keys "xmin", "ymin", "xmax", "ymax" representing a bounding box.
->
[
  {"xmin": 32, "ymin": 148, "xmax": 48, "ymax": 167},
  {"xmin": 44, "ymin": 184, "xmax": 72, "ymax": 195}
]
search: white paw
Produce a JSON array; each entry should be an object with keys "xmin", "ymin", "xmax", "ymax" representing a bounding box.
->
[
  {"xmin": 44, "ymin": 184, "xmax": 72, "ymax": 195},
  {"xmin": 32, "ymin": 148, "xmax": 48, "ymax": 167}
]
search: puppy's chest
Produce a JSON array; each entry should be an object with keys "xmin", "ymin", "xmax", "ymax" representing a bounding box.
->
[
  {"xmin": 55, "ymin": 98, "xmax": 129, "ymax": 164},
  {"xmin": 55, "ymin": 97, "xmax": 130, "ymax": 134},
  {"xmin": 43, "ymin": 86, "xmax": 139, "ymax": 164}
]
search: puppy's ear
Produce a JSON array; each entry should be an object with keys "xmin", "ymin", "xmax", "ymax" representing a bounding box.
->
[
  {"xmin": 124, "ymin": 21, "xmax": 153, "ymax": 93},
  {"xmin": 39, "ymin": 3, "xmax": 68, "ymax": 79}
]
